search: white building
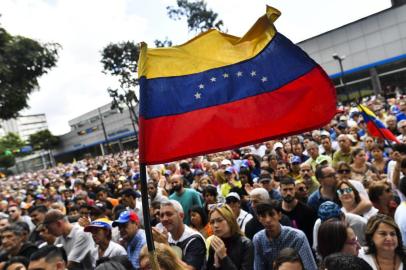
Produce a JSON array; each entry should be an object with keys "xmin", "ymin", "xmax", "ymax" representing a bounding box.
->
[{"xmin": 0, "ymin": 114, "xmax": 49, "ymax": 141}]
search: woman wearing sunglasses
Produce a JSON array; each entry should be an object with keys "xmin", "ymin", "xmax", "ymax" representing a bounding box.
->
[
  {"xmin": 336, "ymin": 180, "xmax": 378, "ymax": 220},
  {"xmin": 206, "ymin": 204, "xmax": 254, "ymax": 270},
  {"xmin": 359, "ymin": 214, "xmax": 406, "ymax": 270}
]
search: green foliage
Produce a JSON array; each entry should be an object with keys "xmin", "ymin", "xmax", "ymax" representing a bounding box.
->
[
  {"xmin": 101, "ymin": 42, "xmax": 141, "ymax": 92},
  {"xmin": 154, "ymin": 38, "xmax": 173, "ymax": 48},
  {"xmin": 167, "ymin": 0, "xmax": 224, "ymax": 33},
  {"xmin": 28, "ymin": 129, "xmax": 60, "ymax": 150},
  {"xmin": 0, "ymin": 132, "xmax": 26, "ymax": 168},
  {"xmin": 0, "ymin": 26, "xmax": 60, "ymax": 120}
]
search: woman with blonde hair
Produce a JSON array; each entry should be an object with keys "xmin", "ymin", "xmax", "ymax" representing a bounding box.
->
[
  {"xmin": 139, "ymin": 242, "xmax": 188, "ymax": 270},
  {"xmin": 206, "ymin": 204, "xmax": 253, "ymax": 270}
]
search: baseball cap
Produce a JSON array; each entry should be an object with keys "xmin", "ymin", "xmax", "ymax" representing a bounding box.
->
[
  {"xmin": 226, "ymin": 192, "xmax": 240, "ymax": 201},
  {"xmin": 320, "ymin": 130, "xmax": 330, "ymax": 137},
  {"xmin": 84, "ymin": 218, "xmax": 112, "ymax": 232},
  {"xmin": 221, "ymin": 159, "xmax": 232, "ymax": 166},
  {"xmin": 273, "ymin": 142, "xmax": 283, "ymax": 152},
  {"xmin": 194, "ymin": 169, "xmax": 204, "ymax": 176},
  {"xmin": 258, "ymin": 173, "xmax": 272, "ymax": 182},
  {"xmin": 224, "ymin": 167, "xmax": 234, "ymax": 174},
  {"xmin": 290, "ymin": 156, "xmax": 301, "ymax": 164},
  {"xmin": 112, "ymin": 210, "xmax": 139, "ymax": 227},
  {"xmin": 318, "ymin": 201, "xmax": 342, "ymax": 222},
  {"xmin": 316, "ymin": 155, "xmax": 330, "ymax": 165},
  {"xmin": 120, "ymin": 188, "xmax": 141, "ymax": 198}
]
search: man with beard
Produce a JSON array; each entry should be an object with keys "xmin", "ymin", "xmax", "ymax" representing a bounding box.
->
[
  {"xmin": 28, "ymin": 205, "xmax": 48, "ymax": 246},
  {"xmin": 169, "ymin": 175, "xmax": 203, "ymax": 225},
  {"xmin": 299, "ymin": 163, "xmax": 319, "ymax": 195},
  {"xmin": 280, "ymin": 177, "xmax": 317, "ymax": 246},
  {"xmin": 120, "ymin": 188, "xmax": 143, "ymax": 226},
  {"xmin": 112, "ymin": 210, "xmax": 145, "ymax": 269}
]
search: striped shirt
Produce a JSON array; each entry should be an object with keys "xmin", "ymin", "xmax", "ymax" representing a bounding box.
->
[{"xmin": 253, "ymin": 225, "xmax": 317, "ymax": 270}]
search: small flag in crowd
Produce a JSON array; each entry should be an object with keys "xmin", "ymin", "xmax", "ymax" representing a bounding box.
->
[
  {"xmin": 138, "ymin": 6, "xmax": 337, "ymax": 164},
  {"xmin": 358, "ymin": 104, "xmax": 400, "ymax": 143}
]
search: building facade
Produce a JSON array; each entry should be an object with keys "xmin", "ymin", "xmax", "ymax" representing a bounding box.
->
[
  {"xmin": 0, "ymin": 114, "xmax": 48, "ymax": 141},
  {"xmin": 54, "ymin": 103, "xmax": 138, "ymax": 162},
  {"xmin": 297, "ymin": 2, "xmax": 406, "ymax": 101}
]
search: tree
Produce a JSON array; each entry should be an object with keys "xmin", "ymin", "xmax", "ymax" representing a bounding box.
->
[
  {"xmin": 28, "ymin": 129, "xmax": 60, "ymax": 150},
  {"xmin": 0, "ymin": 132, "xmax": 26, "ymax": 169},
  {"xmin": 167, "ymin": 0, "xmax": 224, "ymax": 33},
  {"xmin": 0, "ymin": 24, "xmax": 60, "ymax": 120}
]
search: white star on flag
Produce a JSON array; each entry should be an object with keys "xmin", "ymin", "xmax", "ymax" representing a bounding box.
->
[
  {"xmin": 198, "ymin": 84, "xmax": 205, "ymax": 89},
  {"xmin": 195, "ymin": 92, "xmax": 202, "ymax": 99},
  {"xmin": 210, "ymin": 77, "xmax": 216, "ymax": 82},
  {"xmin": 222, "ymin": 73, "xmax": 229, "ymax": 78},
  {"xmin": 261, "ymin": 76, "xmax": 268, "ymax": 82},
  {"xmin": 236, "ymin": 71, "xmax": 243, "ymax": 77},
  {"xmin": 250, "ymin": 71, "xmax": 257, "ymax": 77}
]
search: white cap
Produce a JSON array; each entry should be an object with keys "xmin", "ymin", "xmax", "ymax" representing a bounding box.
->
[
  {"xmin": 221, "ymin": 159, "xmax": 232, "ymax": 166},
  {"xmin": 273, "ymin": 142, "xmax": 283, "ymax": 151},
  {"xmin": 226, "ymin": 192, "xmax": 241, "ymax": 201}
]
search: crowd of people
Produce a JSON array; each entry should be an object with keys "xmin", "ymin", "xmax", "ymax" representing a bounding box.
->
[{"xmin": 2, "ymin": 96, "xmax": 406, "ymax": 269}]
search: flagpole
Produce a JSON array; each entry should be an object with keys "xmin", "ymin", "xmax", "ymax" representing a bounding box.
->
[
  {"xmin": 140, "ymin": 163, "xmax": 159, "ymax": 270},
  {"xmin": 357, "ymin": 102, "xmax": 394, "ymax": 148}
]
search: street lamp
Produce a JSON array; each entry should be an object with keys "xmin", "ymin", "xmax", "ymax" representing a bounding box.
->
[{"xmin": 332, "ymin": 53, "xmax": 350, "ymax": 104}]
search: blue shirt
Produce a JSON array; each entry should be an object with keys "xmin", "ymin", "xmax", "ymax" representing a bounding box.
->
[
  {"xmin": 307, "ymin": 188, "xmax": 332, "ymax": 212},
  {"xmin": 127, "ymin": 229, "xmax": 146, "ymax": 269},
  {"xmin": 253, "ymin": 225, "xmax": 317, "ymax": 270}
]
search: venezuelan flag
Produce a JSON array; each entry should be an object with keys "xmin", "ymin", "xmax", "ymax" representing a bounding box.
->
[
  {"xmin": 358, "ymin": 104, "xmax": 399, "ymax": 143},
  {"xmin": 138, "ymin": 6, "xmax": 337, "ymax": 164}
]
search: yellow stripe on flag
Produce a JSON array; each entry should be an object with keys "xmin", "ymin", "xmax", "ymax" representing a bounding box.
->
[{"xmin": 138, "ymin": 6, "xmax": 281, "ymax": 79}]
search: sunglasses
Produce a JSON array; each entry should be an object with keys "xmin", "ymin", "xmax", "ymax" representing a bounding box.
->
[
  {"xmin": 337, "ymin": 187, "xmax": 353, "ymax": 196},
  {"xmin": 337, "ymin": 169, "xmax": 351, "ymax": 174},
  {"xmin": 208, "ymin": 203, "xmax": 226, "ymax": 211},
  {"xmin": 298, "ymin": 187, "xmax": 307, "ymax": 192}
]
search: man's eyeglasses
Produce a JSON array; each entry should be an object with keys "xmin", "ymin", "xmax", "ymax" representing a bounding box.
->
[
  {"xmin": 337, "ymin": 169, "xmax": 351, "ymax": 174},
  {"xmin": 337, "ymin": 187, "xmax": 353, "ymax": 196},
  {"xmin": 298, "ymin": 187, "xmax": 307, "ymax": 192}
]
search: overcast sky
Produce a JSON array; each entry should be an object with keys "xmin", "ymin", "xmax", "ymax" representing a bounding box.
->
[{"xmin": 0, "ymin": 0, "xmax": 392, "ymax": 135}]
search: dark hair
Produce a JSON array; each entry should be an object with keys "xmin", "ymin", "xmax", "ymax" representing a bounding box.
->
[
  {"xmin": 393, "ymin": 143, "xmax": 406, "ymax": 155},
  {"xmin": 368, "ymin": 181, "xmax": 391, "ymax": 203},
  {"xmin": 273, "ymin": 248, "xmax": 304, "ymax": 269},
  {"xmin": 14, "ymin": 221, "xmax": 30, "ymax": 234},
  {"xmin": 322, "ymin": 253, "xmax": 373, "ymax": 270},
  {"xmin": 337, "ymin": 180, "xmax": 361, "ymax": 204},
  {"xmin": 179, "ymin": 162, "xmax": 190, "ymax": 171},
  {"xmin": 95, "ymin": 261, "xmax": 127, "ymax": 270},
  {"xmin": 365, "ymin": 214, "xmax": 406, "ymax": 259},
  {"xmin": 1, "ymin": 225, "xmax": 25, "ymax": 236},
  {"xmin": 279, "ymin": 177, "xmax": 295, "ymax": 186},
  {"xmin": 3, "ymin": 256, "xmax": 29, "ymax": 270},
  {"xmin": 399, "ymin": 176, "xmax": 406, "ymax": 197},
  {"xmin": 96, "ymin": 256, "xmax": 134, "ymax": 270},
  {"xmin": 315, "ymin": 165, "xmax": 329, "ymax": 181},
  {"xmin": 255, "ymin": 201, "xmax": 281, "ymax": 217},
  {"xmin": 189, "ymin": 205, "xmax": 208, "ymax": 227},
  {"xmin": 370, "ymin": 143, "xmax": 384, "ymax": 152},
  {"xmin": 150, "ymin": 200, "xmax": 161, "ymax": 210},
  {"xmin": 317, "ymin": 219, "xmax": 348, "ymax": 258},
  {"xmin": 202, "ymin": 185, "xmax": 218, "ymax": 197},
  {"xmin": 351, "ymin": 148, "xmax": 365, "ymax": 159},
  {"xmin": 30, "ymin": 245, "xmax": 67, "ymax": 263},
  {"xmin": 28, "ymin": 204, "xmax": 48, "ymax": 215}
]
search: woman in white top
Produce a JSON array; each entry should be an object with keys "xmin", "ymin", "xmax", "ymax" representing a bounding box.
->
[
  {"xmin": 337, "ymin": 180, "xmax": 378, "ymax": 220},
  {"xmin": 359, "ymin": 214, "xmax": 405, "ymax": 270}
]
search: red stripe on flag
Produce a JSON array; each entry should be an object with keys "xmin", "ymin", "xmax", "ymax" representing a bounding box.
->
[
  {"xmin": 139, "ymin": 66, "xmax": 336, "ymax": 164},
  {"xmin": 365, "ymin": 122, "xmax": 400, "ymax": 143}
]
